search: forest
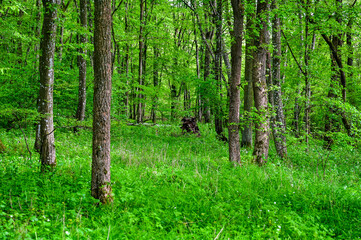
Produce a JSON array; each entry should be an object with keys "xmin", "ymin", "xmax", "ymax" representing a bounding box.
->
[{"xmin": 1, "ymin": 0, "xmax": 361, "ymax": 238}]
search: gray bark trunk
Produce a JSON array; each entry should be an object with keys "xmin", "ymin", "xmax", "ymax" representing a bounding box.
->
[
  {"xmin": 228, "ymin": 0, "xmax": 244, "ymax": 164},
  {"xmin": 241, "ymin": 8, "xmax": 255, "ymax": 148},
  {"xmin": 75, "ymin": 0, "xmax": 88, "ymax": 130},
  {"xmin": 38, "ymin": 0, "xmax": 59, "ymax": 170},
  {"xmin": 270, "ymin": 0, "xmax": 287, "ymax": 158},
  {"xmin": 92, "ymin": 0, "xmax": 113, "ymax": 204},
  {"xmin": 253, "ymin": 0, "xmax": 270, "ymax": 165}
]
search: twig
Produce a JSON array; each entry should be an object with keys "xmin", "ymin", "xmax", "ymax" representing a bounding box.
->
[
  {"xmin": 281, "ymin": 30, "xmax": 306, "ymax": 77},
  {"xmin": 214, "ymin": 226, "xmax": 224, "ymax": 240}
]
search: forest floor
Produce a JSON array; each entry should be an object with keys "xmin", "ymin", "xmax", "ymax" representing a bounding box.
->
[{"xmin": 1, "ymin": 122, "xmax": 361, "ymax": 239}]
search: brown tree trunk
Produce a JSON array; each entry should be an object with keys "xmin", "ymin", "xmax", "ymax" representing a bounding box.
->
[
  {"xmin": 137, "ymin": 0, "xmax": 145, "ymax": 123},
  {"xmin": 253, "ymin": 0, "xmax": 270, "ymax": 165},
  {"xmin": 34, "ymin": 0, "xmax": 42, "ymax": 153},
  {"xmin": 270, "ymin": 0, "xmax": 287, "ymax": 158},
  {"xmin": 241, "ymin": 5, "xmax": 255, "ymax": 148},
  {"xmin": 38, "ymin": 0, "xmax": 59, "ymax": 170},
  {"xmin": 203, "ymin": 30, "xmax": 212, "ymax": 123},
  {"xmin": 91, "ymin": 0, "xmax": 113, "ymax": 204},
  {"xmin": 151, "ymin": 47, "xmax": 159, "ymax": 123},
  {"xmin": 75, "ymin": 0, "xmax": 87, "ymax": 131},
  {"xmin": 214, "ymin": 0, "xmax": 224, "ymax": 139},
  {"xmin": 228, "ymin": 0, "xmax": 244, "ymax": 164}
]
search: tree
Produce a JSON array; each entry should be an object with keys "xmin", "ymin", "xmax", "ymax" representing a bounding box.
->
[
  {"xmin": 91, "ymin": 0, "xmax": 113, "ymax": 204},
  {"xmin": 270, "ymin": 0, "xmax": 287, "ymax": 158},
  {"xmin": 75, "ymin": 0, "xmax": 88, "ymax": 130},
  {"xmin": 253, "ymin": 0, "xmax": 270, "ymax": 165},
  {"xmin": 228, "ymin": 0, "xmax": 244, "ymax": 164},
  {"xmin": 241, "ymin": 2, "xmax": 255, "ymax": 148},
  {"xmin": 38, "ymin": 0, "xmax": 59, "ymax": 170}
]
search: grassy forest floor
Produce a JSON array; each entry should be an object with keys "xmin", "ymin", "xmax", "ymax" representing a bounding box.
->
[{"xmin": 1, "ymin": 122, "xmax": 361, "ymax": 239}]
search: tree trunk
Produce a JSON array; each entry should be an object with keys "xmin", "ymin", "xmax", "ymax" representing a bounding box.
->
[
  {"xmin": 270, "ymin": 0, "xmax": 287, "ymax": 158},
  {"xmin": 137, "ymin": 0, "xmax": 145, "ymax": 123},
  {"xmin": 151, "ymin": 47, "xmax": 159, "ymax": 123},
  {"xmin": 203, "ymin": 31, "xmax": 212, "ymax": 123},
  {"xmin": 253, "ymin": 0, "xmax": 270, "ymax": 165},
  {"xmin": 214, "ymin": 0, "xmax": 224, "ymax": 139},
  {"xmin": 75, "ymin": 0, "xmax": 87, "ymax": 131},
  {"xmin": 241, "ymin": 7, "xmax": 254, "ymax": 148},
  {"xmin": 228, "ymin": 0, "xmax": 244, "ymax": 164},
  {"xmin": 34, "ymin": 0, "xmax": 42, "ymax": 153},
  {"xmin": 38, "ymin": 0, "xmax": 59, "ymax": 170},
  {"xmin": 92, "ymin": 0, "xmax": 113, "ymax": 204}
]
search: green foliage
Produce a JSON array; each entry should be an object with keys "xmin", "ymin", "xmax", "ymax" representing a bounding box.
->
[{"xmin": 1, "ymin": 124, "xmax": 361, "ymax": 238}]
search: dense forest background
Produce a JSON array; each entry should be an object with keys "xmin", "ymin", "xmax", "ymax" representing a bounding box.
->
[{"xmin": 1, "ymin": 0, "xmax": 361, "ymax": 238}]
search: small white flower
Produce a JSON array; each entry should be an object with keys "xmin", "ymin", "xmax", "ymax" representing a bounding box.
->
[
  {"xmin": 47, "ymin": 219, "xmax": 50, "ymax": 222},
  {"xmin": 65, "ymin": 231, "xmax": 70, "ymax": 236},
  {"xmin": 274, "ymin": 202, "xmax": 276, "ymax": 204},
  {"xmin": 10, "ymin": 215, "xmax": 13, "ymax": 218},
  {"xmin": 267, "ymin": 210, "xmax": 270, "ymax": 212},
  {"xmin": 278, "ymin": 225, "xmax": 281, "ymax": 229}
]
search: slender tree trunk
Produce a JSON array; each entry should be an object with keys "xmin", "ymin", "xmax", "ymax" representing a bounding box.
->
[
  {"xmin": 75, "ymin": 0, "xmax": 87, "ymax": 131},
  {"xmin": 270, "ymin": 0, "xmax": 287, "ymax": 158},
  {"xmin": 214, "ymin": 0, "xmax": 224, "ymax": 139},
  {"xmin": 203, "ymin": 31, "xmax": 212, "ymax": 123},
  {"xmin": 253, "ymin": 0, "xmax": 270, "ymax": 165},
  {"xmin": 34, "ymin": 0, "xmax": 43, "ymax": 153},
  {"xmin": 137, "ymin": 0, "xmax": 145, "ymax": 123},
  {"xmin": 92, "ymin": 0, "xmax": 113, "ymax": 204},
  {"xmin": 151, "ymin": 47, "xmax": 159, "ymax": 123},
  {"xmin": 228, "ymin": 0, "xmax": 244, "ymax": 164},
  {"xmin": 38, "ymin": 0, "xmax": 59, "ymax": 170},
  {"xmin": 241, "ymin": 7, "xmax": 254, "ymax": 148}
]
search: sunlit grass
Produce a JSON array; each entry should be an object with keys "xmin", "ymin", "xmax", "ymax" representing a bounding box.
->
[{"xmin": 0, "ymin": 122, "xmax": 360, "ymax": 239}]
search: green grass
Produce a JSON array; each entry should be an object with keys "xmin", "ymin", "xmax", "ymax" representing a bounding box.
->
[{"xmin": 0, "ymin": 122, "xmax": 361, "ymax": 239}]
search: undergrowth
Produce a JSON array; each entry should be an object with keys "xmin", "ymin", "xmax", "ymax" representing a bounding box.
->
[{"xmin": 0, "ymin": 122, "xmax": 360, "ymax": 239}]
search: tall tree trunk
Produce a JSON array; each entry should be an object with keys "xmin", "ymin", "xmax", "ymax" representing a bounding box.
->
[
  {"xmin": 137, "ymin": 0, "xmax": 145, "ymax": 123},
  {"xmin": 151, "ymin": 47, "xmax": 159, "ymax": 123},
  {"xmin": 75, "ymin": 0, "xmax": 88, "ymax": 131},
  {"xmin": 38, "ymin": 0, "xmax": 59, "ymax": 170},
  {"xmin": 228, "ymin": 0, "xmax": 244, "ymax": 164},
  {"xmin": 214, "ymin": 0, "xmax": 224, "ymax": 138},
  {"xmin": 253, "ymin": 0, "xmax": 270, "ymax": 165},
  {"xmin": 92, "ymin": 0, "xmax": 113, "ymax": 204},
  {"xmin": 203, "ymin": 31, "xmax": 212, "ymax": 123},
  {"xmin": 34, "ymin": 0, "xmax": 43, "ymax": 153},
  {"xmin": 241, "ymin": 6, "xmax": 254, "ymax": 148},
  {"xmin": 322, "ymin": 0, "xmax": 352, "ymax": 146},
  {"xmin": 270, "ymin": 0, "xmax": 287, "ymax": 158}
]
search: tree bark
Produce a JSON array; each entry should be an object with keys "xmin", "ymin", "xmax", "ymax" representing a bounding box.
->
[
  {"xmin": 34, "ymin": 0, "xmax": 43, "ymax": 153},
  {"xmin": 270, "ymin": 0, "xmax": 287, "ymax": 158},
  {"xmin": 137, "ymin": 0, "xmax": 145, "ymax": 123},
  {"xmin": 38, "ymin": 0, "xmax": 59, "ymax": 170},
  {"xmin": 92, "ymin": 0, "xmax": 113, "ymax": 204},
  {"xmin": 253, "ymin": 0, "xmax": 270, "ymax": 165},
  {"xmin": 214, "ymin": 0, "xmax": 224, "ymax": 139},
  {"xmin": 241, "ymin": 6, "xmax": 254, "ymax": 148},
  {"xmin": 75, "ymin": 0, "xmax": 87, "ymax": 131},
  {"xmin": 228, "ymin": 0, "xmax": 244, "ymax": 164}
]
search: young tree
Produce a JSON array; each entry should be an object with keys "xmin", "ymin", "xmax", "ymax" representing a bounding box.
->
[
  {"xmin": 38, "ymin": 0, "xmax": 60, "ymax": 170},
  {"xmin": 253, "ymin": 0, "xmax": 270, "ymax": 165},
  {"xmin": 75, "ymin": 0, "xmax": 88, "ymax": 130},
  {"xmin": 228, "ymin": 0, "xmax": 244, "ymax": 164},
  {"xmin": 270, "ymin": 0, "xmax": 287, "ymax": 158},
  {"xmin": 91, "ymin": 0, "xmax": 113, "ymax": 204}
]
